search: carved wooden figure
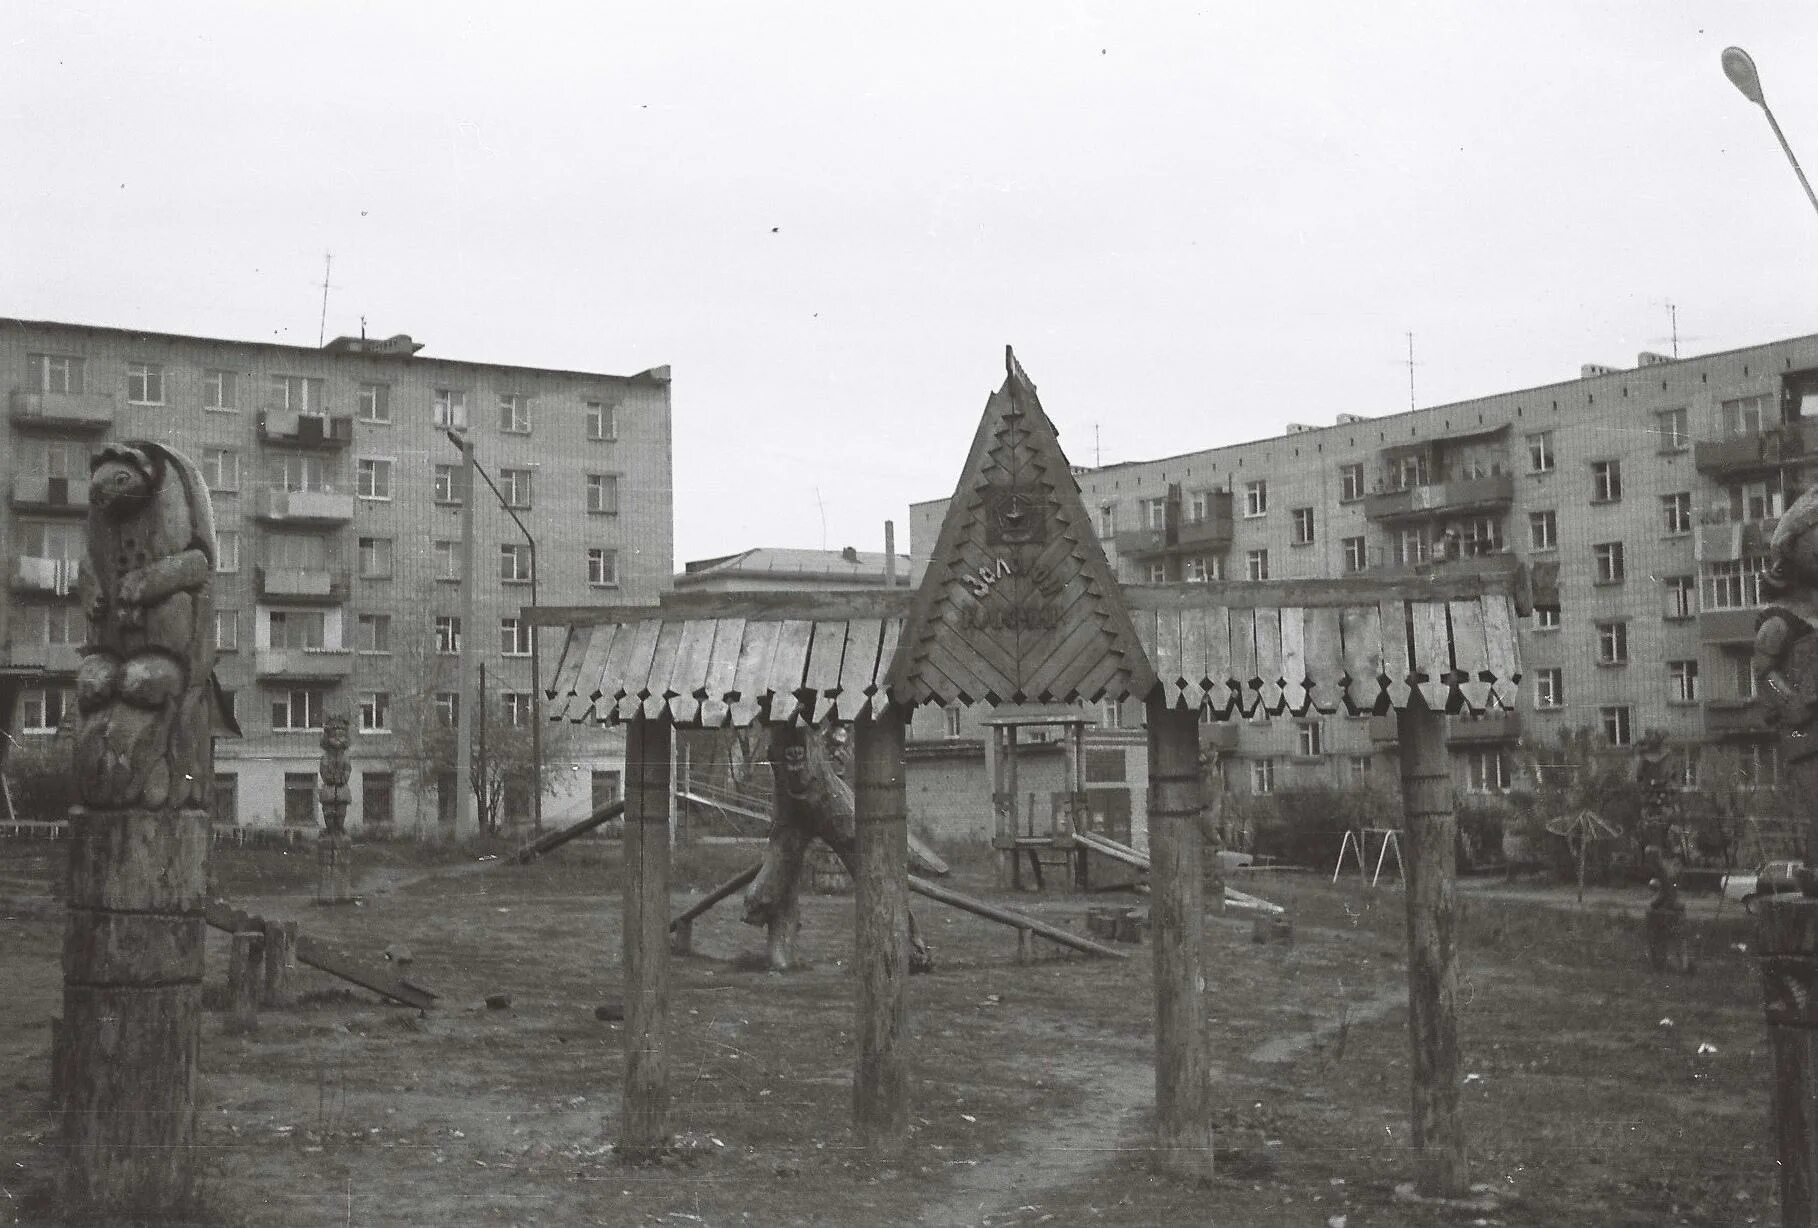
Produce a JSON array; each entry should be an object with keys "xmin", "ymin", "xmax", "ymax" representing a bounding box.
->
[
  {"xmin": 316, "ymin": 714, "xmax": 355, "ymax": 903},
  {"xmin": 1754, "ymin": 486, "xmax": 1818, "ymax": 862}
]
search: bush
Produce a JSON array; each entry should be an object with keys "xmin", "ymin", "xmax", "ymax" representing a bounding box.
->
[
  {"xmin": 1239, "ymin": 784, "xmax": 1400, "ymax": 869},
  {"xmin": 3, "ymin": 737, "xmax": 76, "ymax": 823},
  {"xmin": 1456, "ymin": 796, "xmax": 1516, "ymax": 872}
]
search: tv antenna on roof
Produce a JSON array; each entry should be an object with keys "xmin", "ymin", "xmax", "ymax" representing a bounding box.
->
[
  {"xmin": 1405, "ymin": 331, "xmax": 1419, "ymax": 411},
  {"xmin": 316, "ymin": 253, "xmax": 334, "ymax": 347}
]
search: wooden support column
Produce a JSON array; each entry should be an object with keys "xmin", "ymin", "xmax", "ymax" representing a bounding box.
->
[
  {"xmin": 1146, "ymin": 695, "xmax": 1214, "ymax": 1180},
  {"xmin": 61, "ymin": 805, "xmax": 209, "ymax": 1213},
  {"xmin": 226, "ymin": 931, "xmax": 262, "ymax": 1034},
  {"xmin": 853, "ymin": 704, "xmax": 909, "ymax": 1155},
  {"xmin": 1756, "ymin": 896, "xmax": 1818, "ymax": 1227},
  {"xmin": 262, "ymin": 919, "xmax": 298, "ymax": 1008},
  {"xmin": 620, "ymin": 715, "xmax": 673, "ymax": 1161},
  {"xmin": 1396, "ymin": 699, "xmax": 1467, "ymax": 1198}
]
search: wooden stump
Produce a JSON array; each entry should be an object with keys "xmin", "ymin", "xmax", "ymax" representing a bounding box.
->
[
  {"xmin": 226, "ymin": 931, "xmax": 262, "ymax": 1034},
  {"xmin": 853, "ymin": 708, "xmax": 909, "ymax": 1156},
  {"xmin": 60, "ymin": 806, "xmax": 208, "ymax": 1215},
  {"xmin": 1756, "ymin": 895, "xmax": 1818, "ymax": 1226},
  {"xmin": 620, "ymin": 716, "xmax": 672, "ymax": 1161},
  {"xmin": 262, "ymin": 919, "xmax": 299, "ymax": 1008},
  {"xmin": 1146, "ymin": 698, "xmax": 1214, "ymax": 1180},
  {"xmin": 316, "ymin": 832, "xmax": 353, "ymax": 905},
  {"xmin": 1397, "ymin": 703, "xmax": 1467, "ymax": 1198}
]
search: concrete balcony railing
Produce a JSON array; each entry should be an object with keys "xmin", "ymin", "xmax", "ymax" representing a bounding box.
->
[
  {"xmin": 1363, "ymin": 472, "xmax": 1515, "ymax": 522},
  {"xmin": 254, "ymin": 648, "xmax": 353, "ymax": 680},
  {"xmin": 1692, "ymin": 519, "xmax": 1776, "ymax": 563},
  {"xmin": 255, "ymin": 565, "xmax": 348, "ymax": 603},
  {"xmin": 1693, "ymin": 423, "xmax": 1811, "ymax": 477},
  {"xmin": 254, "ymin": 487, "xmax": 355, "ymax": 524},
  {"xmin": 1446, "ymin": 709, "xmax": 1521, "ymax": 745},
  {"xmin": 3, "ymin": 643, "xmax": 83, "ymax": 673},
  {"xmin": 1176, "ymin": 510, "xmax": 1235, "ymax": 551},
  {"xmin": 9, "ymin": 389, "xmax": 115, "ymax": 432},
  {"xmin": 1705, "ymin": 698, "xmax": 1772, "ymax": 739},
  {"xmin": 11, "ymin": 474, "xmax": 89, "ymax": 514},
  {"xmin": 1699, "ymin": 607, "xmax": 1761, "ymax": 646},
  {"xmin": 1114, "ymin": 513, "xmax": 1235, "ymax": 559},
  {"xmin": 257, "ymin": 410, "xmax": 352, "ymax": 448},
  {"xmin": 10, "ymin": 556, "xmax": 82, "ymax": 597},
  {"xmin": 1113, "ymin": 527, "xmax": 1171, "ymax": 557}
]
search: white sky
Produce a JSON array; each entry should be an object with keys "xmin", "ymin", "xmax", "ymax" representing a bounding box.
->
[{"xmin": 8, "ymin": 3, "xmax": 1818, "ymax": 565}]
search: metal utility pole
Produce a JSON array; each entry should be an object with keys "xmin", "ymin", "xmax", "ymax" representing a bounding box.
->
[{"xmin": 455, "ymin": 432, "xmax": 477, "ymax": 838}]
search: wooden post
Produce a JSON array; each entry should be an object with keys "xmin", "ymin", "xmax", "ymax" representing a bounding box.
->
[
  {"xmin": 62, "ymin": 806, "xmax": 210, "ymax": 1212},
  {"xmin": 1396, "ymin": 700, "xmax": 1467, "ymax": 1198},
  {"xmin": 262, "ymin": 919, "xmax": 298, "ymax": 1008},
  {"xmin": 620, "ymin": 714, "xmax": 673, "ymax": 1160},
  {"xmin": 226, "ymin": 931, "xmax": 262, "ymax": 1034},
  {"xmin": 1145, "ymin": 695, "xmax": 1213, "ymax": 1180},
  {"xmin": 853, "ymin": 704, "xmax": 909, "ymax": 1155},
  {"xmin": 1756, "ymin": 895, "xmax": 1818, "ymax": 1226}
]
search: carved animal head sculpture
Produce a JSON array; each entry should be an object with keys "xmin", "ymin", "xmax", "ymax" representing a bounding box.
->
[
  {"xmin": 319, "ymin": 714, "xmax": 352, "ymax": 756},
  {"xmin": 88, "ymin": 443, "xmax": 169, "ymax": 519},
  {"xmin": 1765, "ymin": 484, "xmax": 1818, "ymax": 600}
]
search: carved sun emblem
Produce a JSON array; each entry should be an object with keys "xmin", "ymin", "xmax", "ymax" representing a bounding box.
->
[{"xmin": 986, "ymin": 488, "xmax": 1044, "ymax": 546}]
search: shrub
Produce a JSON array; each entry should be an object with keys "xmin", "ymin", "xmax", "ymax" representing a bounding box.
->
[
  {"xmin": 1243, "ymin": 784, "xmax": 1399, "ymax": 869},
  {"xmin": 3, "ymin": 737, "xmax": 76, "ymax": 823}
]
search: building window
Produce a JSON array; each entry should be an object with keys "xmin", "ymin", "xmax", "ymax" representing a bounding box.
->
[
  {"xmin": 434, "ymin": 540, "xmax": 462, "ymax": 582},
  {"xmin": 502, "ymin": 692, "xmax": 534, "ymax": 727},
  {"xmin": 356, "ymin": 612, "xmax": 391, "ymax": 653},
  {"xmin": 216, "ymin": 530, "xmax": 240, "ymax": 574},
  {"xmin": 17, "ymin": 605, "xmax": 81, "ymax": 647},
  {"xmin": 1291, "ymin": 507, "xmax": 1315, "ymax": 546},
  {"xmin": 126, "ymin": 362, "xmax": 165, "ymax": 405},
  {"xmin": 357, "ymin": 535, "xmax": 393, "ymax": 579},
  {"xmin": 1342, "ymin": 536, "xmax": 1367, "ymax": 573},
  {"xmin": 1668, "ymin": 660, "xmax": 1700, "ymax": 704},
  {"xmin": 1339, "ymin": 462, "xmax": 1365, "ymax": 502},
  {"xmin": 500, "ymin": 468, "xmax": 533, "ymax": 509},
  {"xmin": 1251, "ymin": 758, "xmax": 1276, "ymax": 795},
  {"xmin": 1600, "ymin": 705, "xmax": 1633, "ymax": 747},
  {"xmin": 1591, "ymin": 459, "xmax": 1622, "ymax": 503},
  {"xmin": 278, "ymin": 454, "xmax": 329, "ymax": 493},
  {"xmin": 1736, "ymin": 654, "xmax": 1759, "ymax": 700},
  {"xmin": 943, "ymin": 706, "xmax": 962, "ymax": 738},
  {"xmin": 586, "ymin": 473, "xmax": 620, "ymax": 514},
  {"xmin": 1246, "ymin": 549, "xmax": 1269, "ymax": 581},
  {"xmin": 592, "ymin": 770, "xmax": 623, "ymax": 810},
  {"xmin": 1593, "ymin": 541, "xmax": 1625, "ymax": 585},
  {"xmin": 1722, "ymin": 393, "xmax": 1771, "ymax": 437},
  {"xmin": 1348, "ymin": 756, "xmax": 1372, "ymax": 784},
  {"xmin": 435, "ymin": 615, "xmax": 462, "ymax": 654},
  {"xmin": 357, "ymin": 458, "xmax": 392, "ymax": 500},
  {"xmin": 204, "ymin": 369, "xmax": 238, "ymax": 411},
  {"xmin": 1738, "ymin": 743, "xmax": 1779, "ymax": 788},
  {"xmin": 202, "ymin": 447, "xmax": 239, "ymax": 492},
  {"xmin": 283, "ymin": 773, "xmax": 316, "ymax": 825},
  {"xmin": 1466, "ymin": 750, "xmax": 1512, "ymax": 793},
  {"xmin": 1657, "ymin": 407, "xmax": 1688, "ymax": 451},
  {"xmin": 433, "ymin": 464, "xmax": 464, "ymax": 504},
  {"xmin": 434, "ymin": 692, "xmax": 460, "ymax": 727},
  {"xmin": 20, "ymin": 686, "xmax": 71, "ymax": 734},
  {"xmin": 494, "ymin": 544, "xmax": 531, "ymax": 586},
  {"xmin": 268, "ymin": 609, "xmax": 327, "ymax": 650},
  {"xmin": 433, "ymin": 388, "xmax": 468, "ymax": 429},
  {"xmin": 1097, "ymin": 699, "xmax": 1123, "ymax": 729},
  {"xmin": 1534, "ymin": 604, "xmax": 1561, "ymax": 631},
  {"xmin": 1528, "ymin": 510, "xmax": 1557, "ymax": 551},
  {"xmin": 358, "ymin": 691, "xmax": 390, "ymax": 733},
  {"xmin": 29, "ymin": 353, "xmax": 85, "ymax": 394},
  {"xmin": 586, "ymin": 400, "xmax": 618, "ymax": 441},
  {"xmin": 1733, "ymin": 480, "xmax": 1780, "ymax": 522},
  {"xmin": 1661, "ymin": 492, "xmax": 1692, "ymax": 536},
  {"xmin": 1702, "ymin": 558, "xmax": 1766, "ymax": 610},
  {"xmin": 1295, "ymin": 721, "xmax": 1323, "ymax": 757},
  {"xmin": 1393, "ymin": 453, "xmax": 1429, "ymax": 490},
  {"xmin": 1145, "ymin": 561, "xmax": 1168, "ymax": 584},
  {"xmin": 1097, "ymin": 505, "xmax": 1116, "ymax": 539},
  {"xmin": 265, "ymin": 532, "xmax": 328, "ymax": 573},
  {"xmin": 1664, "ymin": 575, "xmax": 1697, "ymax": 621},
  {"xmin": 498, "ymin": 393, "xmax": 531, "ymax": 434},
  {"xmin": 1187, "ymin": 491, "xmax": 1213, "ymax": 523},
  {"xmin": 1184, "ymin": 555, "xmax": 1219, "ymax": 582},
  {"xmin": 1243, "ymin": 480, "xmax": 1268, "ymax": 518},
  {"xmin": 357, "ymin": 383, "xmax": 391, "ymax": 423},
  {"xmin": 362, "ymin": 772, "xmax": 395, "ymax": 827},
  {"xmin": 1141, "ymin": 497, "xmax": 1167, "ymax": 530},
  {"xmin": 214, "ymin": 609, "xmax": 238, "ymax": 652},
  {"xmin": 588, "ymin": 548, "xmax": 619, "ymax": 587},
  {"xmin": 1671, "ymin": 748, "xmax": 1701, "ymax": 790},
  {"xmin": 272, "ymin": 689, "xmax": 326, "ymax": 733},
  {"xmin": 1458, "ymin": 516, "xmax": 1504, "ymax": 556},
  {"xmin": 1528, "ymin": 431, "xmax": 1555, "ymax": 473},
  {"xmin": 1535, "ymin": 667, "xmax": 1564, "ymax": 709},
  {"xmin": 1596, "ymin": 620, "xmax": 1629, "ymax": 666},
  {"xmin": 1395, "ymin": 525, "xmax": 1432, "ymax": 566},
  {"xmin": 211, "ymin": 774, "xmax": 238, "ymax": 827},
  {"xmin": 501, "ymin": 617, "xmax": 533, "ymax": 656},
  {"xmin": 270, "ymin": 375, "xmax": 326, "ymax": 414}
]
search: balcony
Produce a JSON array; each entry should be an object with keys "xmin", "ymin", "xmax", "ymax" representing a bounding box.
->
[
  {"xmin": 1705, "ymin": 698, "xmax": 1772, "ymax": 739},
  {"xmin": 254, "ymin": 487, "xmax": 355, "ymax": 525},
  {"xmin": 1693, "ymin": 519, "xmax": 1776, "ymax": 563},
  {"xmin": 11, "ymin": 474, "xmax": 89, "ymax": 514},
  {"xmin": 1446, "ymin": 709, "xmax": 1521, "ymax": 745},
  {"xmin": 1699, "ymin": 607, "xmax": 1760, "ymax": 646},
  {"xmin": 3, "ymin": 643, "xmax": 84, "ymax": 673},
  {"xmin": 1364, "ymin": 472, "xmax": 1514, "ymax": 522},
  {"xmin": 254, "ymin": 648, "xmax": 353, "ymax": 680},
  {"xmin": 10, "ymin": 556, "xmax": 82, "ymax": 597},
  {"xmin": 1177, "ymin": 508, "xmax": 1235, "ymax": 551},
  {"xmin": 9, "ymin": 389, "xmax": 115, "ymax": 433},
  {"xmin": 1203, "ymin": 722, "xmax": 1240, "ymax": 751},
  {"xmin": 1114, "ymin": 526, "xmax": 1171, "ymax": 558},
  {"xmin": 256, "ymin": 565, "xmax": 348, "ymax": 603},
  {"xmin": 1693, "ymin": 423, "xmax": 1812, "ymax": 478},
  {"xmin": 257, "ymin": 410, "xmax": 352, "ymax": 448},
  {"xmin": 1114, "ymin": 512, "xmax": 1235, "ymax": 560}
]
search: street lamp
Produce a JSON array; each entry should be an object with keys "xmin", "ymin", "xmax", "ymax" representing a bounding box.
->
[
  {"xmin": 1723, "ymin": 46, "xmax": 1818, "ymax": 221},
  {"xmin": 444, "ymin": 428, "xmax": 545, "ymax": 835}
]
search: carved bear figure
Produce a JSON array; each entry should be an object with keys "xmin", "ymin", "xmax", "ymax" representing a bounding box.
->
[
  {"xmin": 317, "ymin": 714, "xmax": 353, "ymax": 834},
  {"xmin": 1753, "ymin": 485, "xmax": 1818, "ymax": 859},
  {"xmin": 75, "ymin": 442, "xmax": 218, "ymax": 810}
]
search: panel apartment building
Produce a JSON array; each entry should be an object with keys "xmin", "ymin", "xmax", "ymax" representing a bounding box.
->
[
  {"xmin": 0, "ymin": 317, "xmax": 673, "ymax": 831},
  {"xmin": 909, "ymin": 333, "xmax": 1818, "ymax": 809}
]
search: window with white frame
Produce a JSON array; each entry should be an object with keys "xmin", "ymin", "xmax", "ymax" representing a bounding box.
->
[
  {"xmin": 215, "ymin": 530, "xmax": 240, "ymax": 574},
  {"xmin": 501, "ymin": 617, "xmax": 533, "ymax": 656},
  {"xmin": 270, "ymin": 375, "xmax": 325, "ymax": 414},
  {"xmin": 214, "ymin": 609, "xmax": 238, "ymax": 652},
  {"xmin": 20, "ymin": 686, "xmax": 71, "ymax": 733},
  {"xmin": 500, "ymin": 468, "xmax": 533, "ymax": 509},
  {"xmin": 278, "ymin": 454, "xmax": 329, "ymax": 493},
  {"xmin": 586, "ymin": 473, "xmax": 619, "ymax": 514},
  {"xmin": 1187, "ymin": 491, "xmax": 1212, "ymax": 522},
  {"xmin": 499, "ymin": 544, "xmax": 533, "ymax": 584},
  {"xmin": 357, "ymin": 383, "xmax": 390, "ymax": 423},
  {"xmin": 1735, "ymin": 653, "xmax": 1758, "ymax": 701},
  {"xmin": 433, "ymin": 463, "xmax": 464, "ymax": 504},
  {"xmin": 18, "ymin": 605, "xmax": 81, "ymax": 647},
  {"xmin": 358, "ymin": 535, "xmax": 393, "ymax": 578},
  {"xmin": 1668, "ymin": 659, "xmax": 1699, "ymax": 703},
  {"xmin": 1339, "ymin": 462, "xmax": 1365, "ymax": 502},
  {"xmin": 433, "ymin": 388, "xmax": 468, "ymax": 429},
  {"xmin": 1295, "ymin": 721, "xmax": 1323, "ymax": 757},
  {"xmin": 1702, "ymin": 558, "xmax": 1766, "ymax": 610},
  {"xmin": 202, "ymin": 447, "xmax": 239, "ymax": 492},
  {"xmin": 1661, "ymin": 492, "xmax": 1692, "ymax": 535},
  {"xmin": 498, "ymin": 393, "xmax": 531, "ymax": 433},
  {"xmin": 1593, "ymin": 541, "xmax": 1625, "ymax": 584},
  {"xmin": 1672, "ymin": 747, "xmax": 1701, "ymax": 789},
  {"xmin": 1147, "ymin": 561, "xmax": 1168, "ymax": 583},
  {"xmin": 1243, "ymin": 480, "xmax": 1268, "ymax": 518},
  {"xmin": 1656, "ymin": 407, "xmax": 1688, "ymax": 450},
  {"xmin": 358, "ymin": 691, "xmax": 390, "ymax": 733},
  {"xmin": 1393, "ymin": 453, "xmax": 1429, "ymax": 489},
  {"xmin": 264, "ymin": 532, "xmax": 327, "ymax": 572},
  {"xmin": 1528, "ymin": 431, "xmax": 1555, "ymax": 473},
  {"xmin": 356, "ymin": 612, "xmax": 391, "ymax": 653},
  {"xmin": 1466, "ymin": 750, "xmax": 1513, "ymax": 793},
  {"xmin": 1251, "ymin": 758, "xmax": 1276, "ymax": 794},
  {"xmin": 357, "ymin": 458, "xmax": 391, "ymax": 500},
  {"xmin": 434, "ymin": 692, "xmax": 459, "ymax": 727},
  {"xmin": 1348, "ymin": 755, "xmax": 1372, "ymax": 783},
  {"xmin": 1737, "ymin": 742, "xmax": 1779, "ymax": 788},
  {"xmin": 1291, "ymin": 507, "xmax": 1315, "ymax": 545},
  {"xmin": 1664, "ymin": 575, "xmax": 1697, "ymax": 620},
  {"xmin": 943, "ymin": 706, "xmax": 962, "ymax": 738},
  {"xmin": 1600, "ymin": 704, "xmax": 1633, "ymax": 746},
  {"xmin": 271, "ymin": 688, "xmax": 326, "ymax": 732},
  {"xmin": 203, "ymin": 369, "xmax": 237, "ymax": 411},
  {"xmin": 126, "ymin": 362, "xmax": 164, "ymax": 405},
  {"xmin": 1722, "ymin": 393, "xmax": 1771, "ymax": 437},
  {"xmin": 585, "ymin": 400, "xmax": 617, "ymax": 440},
  {"xmin": 435, "ymin": 615, "xmax": 462, "ymax": 654},
  {"xmin": 434, "ymin": 540, "xmax": 461, "ymax": 582},
  {"xmin": 1395, "ymin": 524, "xmax": 1432, "ymax": 566},
  {"xmin": 1342, "ymin": 536, "xmax": 1367, "ymax": 573},
  {"xmin": 1184, "ymin": 555, "xmax": 1219, "ymax": 582},
  {"xmin": 1142, "ymin": 497, "xmax": 1167, "ymax": 530},
  {"xmin": 1097, "ymin": 505, "xmax": 1116, "ymax": 540},
  {"xmin": 29, "ymin": 354, "xmax": 84, "ymax": 394},
  {"xmin": 1246, "ymin": 549, "xmax": 1269, "ymax": 581},
  {"xmin": 1734, "ymin": 480, "xmax": 1781, "ymax": 522},
  {"xmin": 1097, "ymin": 699, "xmax": 1122, "ymax": 729},
  {"xmin": 1528, "ymin": 510, "xmax": 1557, "ymax": 551},
  {"xmin": 1591, "ymin": 459, "xmax": 1622, "ymax": 503},
  {"xmin": 1459, "ymin": 516, "xmax": 1503, "ymax": 556},
  {"xmin": 1596, "ymin": 620, "xmax": 1628, "ymax": 665},
  {"xmin": 588, "ymin": 547, "xmax": 619, "ymax": 586},
  {"xmin": 267, "ymin": 609, "xmax": 326, "ymax": 650},
  {"xmin": 502, "ymin": 692, "xmax": 534, "ymax": 727},
  {"xmin": 1535, "ymin": 667, "xmax": 1564, "ymax": 709}
]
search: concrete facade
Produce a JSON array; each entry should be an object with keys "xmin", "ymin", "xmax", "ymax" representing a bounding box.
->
[{"xmin": 2, "ymin": 317, "xmax": 673, "ymax": 833}]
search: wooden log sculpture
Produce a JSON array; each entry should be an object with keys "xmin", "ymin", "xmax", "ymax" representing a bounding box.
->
[
  {"xmin": 743, "ymin": 724, "xmax": 934, "ymax": 973},
  {"xmin": 316, "ymin": 713, "xmax": 354, "ymax": 903},
  {"xmin": 1753, "ymin": 485, "xmax": 1818, "ymax": 863},
  {"xmin": 63, "ymin": 441, "xmax": 220, "ymax": 1216}
]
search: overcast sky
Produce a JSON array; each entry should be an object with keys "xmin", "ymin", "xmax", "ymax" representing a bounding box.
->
[{"xmin": 8, "ymin": 3, "xmax": 1818, "ymax": 564}]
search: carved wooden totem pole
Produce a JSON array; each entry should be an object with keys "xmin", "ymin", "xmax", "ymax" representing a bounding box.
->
[
  {"xmin": 62, "ymin": 442, "xmax": 219, "ymax": 1215},
  {"xmin": 316, "ymin": 713, "xmax": 354, "ymax": 904},
  {"xmin": 743, "ymin": 723, "xmax": 933, "ymax": 973},
  {"xmin": 1750, "ymin": 486, "xmax": 1818, "ymax": 1226}
]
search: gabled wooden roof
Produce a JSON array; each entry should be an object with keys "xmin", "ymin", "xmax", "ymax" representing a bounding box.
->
[{"xmin": 889, "ymin": 349, "xmax": 1155, "ymax": 706}]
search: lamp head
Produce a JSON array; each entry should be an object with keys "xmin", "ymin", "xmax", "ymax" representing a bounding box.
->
[{"xmin": 1723, "ymin": 46, "xmax": 1766, "ymax": 107}]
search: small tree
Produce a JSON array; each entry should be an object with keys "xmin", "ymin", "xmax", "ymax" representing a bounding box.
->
[
  {"xmin": 2, "ymin": 734, "xmax": 77, "ymax": 823},
  {"xmin": 1519, "ymin": 726, "xmax": 1651, "ymax": 884}
]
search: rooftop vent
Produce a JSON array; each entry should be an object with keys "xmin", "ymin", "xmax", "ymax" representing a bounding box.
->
[
  {"xmin": 1580, "ymin": 363, "xmax": 1621, "ymax": 379},
  {"xmin": 323, "ymin": 333, "xmax": 424, "ymax": 356},
  {"xmin": 1637, "ymin": 351, "xmax": 1674, "ymax": 367},
  {"xmin": 840, "ymin": 546, "xmax": 860, "ymax": 564},
  {"xmin": 1286, "ymin": 422, "xmax": 1315, "ymax": 434},
  {"xmin": 1336, "ymin": 413, "xmax": 1368, "ymax": 425}
]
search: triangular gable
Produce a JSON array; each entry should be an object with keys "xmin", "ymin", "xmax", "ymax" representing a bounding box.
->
[{"xmin": 890, "ymin": 348, "xmax": 1156, "ymax": 706}]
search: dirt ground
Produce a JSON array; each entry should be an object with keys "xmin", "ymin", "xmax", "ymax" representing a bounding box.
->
[{"xmin": 0, "ymin": 838, "xmax": 1783, "ymax": 1227}]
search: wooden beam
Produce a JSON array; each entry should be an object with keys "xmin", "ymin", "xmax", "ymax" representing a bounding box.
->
[
  {"xmin": 621, "ymin": 715, "xmax": 674, "ymax": 1161},
  {"xmin": 1125, "ymin": 557, "xmax": 1524, "ymax": 610},
  {"xmin": 853, "ymin": 706, "xmax": 910, "ymax": 1155}
]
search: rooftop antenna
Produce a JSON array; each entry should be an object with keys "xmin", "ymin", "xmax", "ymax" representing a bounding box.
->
[
  {"xmin": 815, "ymin": 487, "xmax": 827, "ymax": 551},
  {"xmin": 1094, "ymin": 423, "xmax": 1102, "ymax": 467},
  {"xmin": 1668, "ymin": 301, "xmax": 1679, "ymax": 359},
  {"xmin": 316, "ymin": 253, "xmax": 334, "ymax": 347},
  {"xmin": 360, "ymin": 315, "xmax": 367, "ymax": 341},
  {"xmin": 1405, "ymin": 331, "xmax": 1419, "ymax": 411}
]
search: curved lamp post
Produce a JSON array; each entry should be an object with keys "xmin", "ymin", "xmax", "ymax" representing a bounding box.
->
[{"xmin": 1723, "ymin": 46, "xmax": 1818, "ymax": 220}]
